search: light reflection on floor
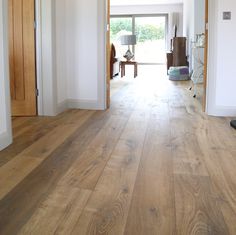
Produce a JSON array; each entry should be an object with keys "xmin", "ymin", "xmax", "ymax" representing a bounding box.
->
[{"xmin": 111, "ymin": 65, "xmax": 203, "ymax": 105}]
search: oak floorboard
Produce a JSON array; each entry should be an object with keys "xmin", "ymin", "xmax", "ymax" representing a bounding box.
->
[
  {"xmin": 124, "ymin": 104, "xmax": 175, "ymax": 235},
  {"xmin": 57, "ymin": 115, "xmax": 130, "ymax": 190},
  {"xmin": 12, "ymin": 116, "xmax": 45, "ymax": 138},
  {"xmin": 0, "ymin": 111, "xmax": 94, "ymax": 201},
  {"xmin": 19, "ymin": 186, "xmax": 92, "ymax": 235},
  {"xmin": 0, "ymin": 105, "xmax": 133, "ymax": 234},
  {"xmin": 197, "ymin": 120, "xmax": 236, "ymax": 235},
  {"xmin": 175, "ymin": 82, "xmax": 236, "ymax": 234},
  {"xmin": 71, "ymin": 109, "xmax": 150, "ymax": 235},
  {"xmin": 0, "ymin": 110, "xmax": 113, "ymax": 234},
  {"xmin": 174, "ymin": 174, "xmax": 229, "ymax": 235},
  {"xmin": 11, "ymin": 116, "xmax": 33, "ymax": 128},
  {"xmin": 0, "ymin": 110, "xmax": 84, "ymax": 167},
  {"xmin": 169, "ymin": 95, "xmax": 208, "ymax": 176},
  {"xmin": 0, "ymin": 66, "xmax": 235, "ymax": 234},
  {"xmin": 171, "ymin": 82, "xmax": 231, "ymax": 234}
]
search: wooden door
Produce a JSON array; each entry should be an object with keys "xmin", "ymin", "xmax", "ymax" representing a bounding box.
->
[
  {"xmin": 106, "ymin": 0, "xmax": 111, "ymax": 108},
  {"xmin": 8, "ymin": 0, "xmax": 37, "ymax": 116},
  {"xmin": 203, "ymin": 0, "xmax": 208, "ymax": 111}
]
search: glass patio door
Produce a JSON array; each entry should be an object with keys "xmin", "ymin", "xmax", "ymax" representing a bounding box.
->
[
  {"xmin": 110, "ymin": 15, "xmax": 167, "ymax": 64},
  {"xmin": 135, "ymin": 16, "xmax": 166, "ymax": 64}
]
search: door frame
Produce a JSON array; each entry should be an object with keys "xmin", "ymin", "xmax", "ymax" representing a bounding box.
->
[
  {"xmin": 7, "ymin": 0, "xmax": 57, "ymax": 116},
  {"xmin": 203, "ymin": 0, "xmax": 208, "ymax": 111},
  {"xmin": 106, "ymin": 1, "xmax": 209, "ymax": 111},
  {"xmin": 0, "ymin": 0, "xmax": 12, "ymax": 150},
  {"xmin": 34, "ymin": 0, "xmax": 58, "ymax": 116},
  {"xmin": 1, "ymin": 0, "xmax": 59, "ymax": 150},
  {"xmin": 106, "ymin": 0, "xmax": 110, "ymax": 108},
  {"xmin": 35, "ymin": 0, "xmax": 43, "ymax": 115}
]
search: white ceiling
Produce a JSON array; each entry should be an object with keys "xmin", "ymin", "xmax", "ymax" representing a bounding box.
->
[{"xmin": 111, "ymin": 0, "xmax": 183, "ymax": 6}]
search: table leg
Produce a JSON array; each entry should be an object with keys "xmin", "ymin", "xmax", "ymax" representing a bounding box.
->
[
  {"xmin": 134, "ymin": 64, "xmax": 138, "ymax": 78},
  {"xmin": 121, "ymin": 64, "xmax": 125, "ymax": 77}
]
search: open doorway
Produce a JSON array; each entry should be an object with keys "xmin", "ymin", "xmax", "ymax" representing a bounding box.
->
[
  {"xmin": 108, "ymin": 13, "xmax": 169, "ymax": 102},
  {"xmin": 106, "ymin": 0, "xmax": 208, "ymax": 112},
  {"xmin": 8, "ymin": 0, "xmax": 37, "ymax": 117}
]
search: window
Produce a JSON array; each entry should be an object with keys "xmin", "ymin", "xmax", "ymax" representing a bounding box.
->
[
  {"xmin": 110, "ymin": 17, "xmax": 132, "ymax": 58},
  {"xmin": 110, "ymin": 15, "xmax": 167, "ymax": 64},
  {"xmin": 135, "ymin": 16, "xmax": 166, "ymax": 64}
]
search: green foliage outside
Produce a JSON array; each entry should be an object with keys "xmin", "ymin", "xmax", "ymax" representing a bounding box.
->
[
  {"xmin": 110, "ymin": 19, "xmax": 165, "ymax": 42},
  {"xmin": 135, "ymin": 24, "xmax": 165, "ymax": 42}
]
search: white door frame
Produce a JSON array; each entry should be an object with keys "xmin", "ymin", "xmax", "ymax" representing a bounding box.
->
[
  {"xmin": 0, "ymin": 0, "xmax": 58, "ymax": 150},
  {"xmin": 0, "ymin": 0, "xmax": 12, "ymax": 150},
  {"xmin": 36, "ymin": 0, "xmax": 58, "ymax": 116}
]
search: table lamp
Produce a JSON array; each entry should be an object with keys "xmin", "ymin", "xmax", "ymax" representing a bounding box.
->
[{"xmin": 120, "ymin": 35, "xmax": 137, "ymax": 61}]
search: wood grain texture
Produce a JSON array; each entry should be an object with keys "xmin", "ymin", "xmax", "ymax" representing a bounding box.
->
[
  {"xmin": 19, "ymin": 186, "xmax": 91, "ymax": 235},
  {"xmin": 124, "ymin": 106, "xmax": 175, "ymax": 235},
  {"xmin": 8, "ymin": 0, "xmax": 37, "ymax": 116},
  {"xmin": 0, "ymin": 111, "xmax": 94, "ymax": 200},
  {"xmin": 71, "ymin": 109, "xmax": 150, "ymax": 235},
  {"xmin": 0, "ymin": 65, "xmax": 235, "ymax": 234},
  {"xmin": 0, "ymin": 111, "xmax": 75, "ymax": 167},
  {"xmin": 174, "ymin": 174, "xmax": 229, "ymax": 235}
]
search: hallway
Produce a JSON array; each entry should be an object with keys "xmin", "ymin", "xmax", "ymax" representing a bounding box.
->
[{"xmin": 0, "ymin": 66, "xmax": 235, "ymax": 234}]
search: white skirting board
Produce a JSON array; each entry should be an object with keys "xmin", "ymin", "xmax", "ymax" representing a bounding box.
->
[
  {"xmin": 207, "ymin": 105, "xmax": 236, "ymax": 117},
  {"xmin": 56, "ymin": 99, "xmax": 105, "ymax": 114},
  {"xmin": 68, "ymin": 99, "xmax": 105, "ymax": 110},
  {"xmin": 0, "ymin": 131, "xmax": 12, "ymax": 151}
]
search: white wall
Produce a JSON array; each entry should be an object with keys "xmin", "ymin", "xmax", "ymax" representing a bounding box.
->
[
  {"xmin": 55, "ymin": 0, "xmax": 68, "ymax": 112},
  {"xmin": 111, "ymin": 3, "xmax": 184, "ymax": 50},
  {"xmin": 183, "ymin": 0, "xmax": 194, "ymax": 45},
  {"xmin": 67, "ymin": 0, "xmax": 98, "ymax": 104},
  {"xmin": 0, "ymin": 0, "xmax": 12, "ymax": 150},
  {"xmin": 111, "ymin": 3, "xmax": 183, "ymax": 18},
  {"xmin": 207, "ymin": 0, "xmax": 236, "ymax": 116},
  {"xmin": 54, "ymin": 0, "xmax": 106, "ymax": 112},
  {"xmin": 38, "ymin": 0, "xmax": 58, "ymax": 116},
  {"xmin": 53, "ymin": 2, "xmax": 184, "ymax": 113}
]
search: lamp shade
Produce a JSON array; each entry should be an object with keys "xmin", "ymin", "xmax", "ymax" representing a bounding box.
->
[{"xmin": 120, "ymin": 35, "xmax": 137, "ymax": 45}]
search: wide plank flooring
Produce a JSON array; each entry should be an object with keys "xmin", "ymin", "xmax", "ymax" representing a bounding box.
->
[{"xmin": 0, "ymin": 65, "xmax": 236, "ymax": 235}]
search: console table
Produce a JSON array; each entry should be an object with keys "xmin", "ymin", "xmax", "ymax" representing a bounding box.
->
[{"xmin": 120, "ymin": 61, "xmax": 138, "ymax": 78}]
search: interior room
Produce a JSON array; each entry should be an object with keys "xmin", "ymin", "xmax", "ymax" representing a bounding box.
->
[
  {"xmin": 0, "ymin": 0, "xmax": 236, "ymax": 234},
  {"xmin": 109, "ymin": 0, "xmax": 206, "ymax": 111}
]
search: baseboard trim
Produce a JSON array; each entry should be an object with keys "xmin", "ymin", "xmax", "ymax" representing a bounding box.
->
[
  {"xmin": 68, "ymin": 99, "xmax": 104, "ymax": 110},
  {"xmin": 56, "ymin": 100, "xmax": 69, "ymax": 115},
  {"xmin": 56, "ymin": 99, "xmax": 105, "ymax": 115},
  {"xmin": 207, "ymin": 105, "xmax": 236, "ymax": 117},
  {"xmin": 0, "ymin": 131, "xmax": 12, "ymax": 151}
]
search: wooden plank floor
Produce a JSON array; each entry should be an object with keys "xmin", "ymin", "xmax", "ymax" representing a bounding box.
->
[{"xmin": 0, "ymin": 65, "xmax": 236, "ymax": 235}]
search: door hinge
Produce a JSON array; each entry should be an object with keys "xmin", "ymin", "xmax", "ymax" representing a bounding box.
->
[{"xmin": 36, "ymin": 89, "xmax": 39, "ymax": 97}]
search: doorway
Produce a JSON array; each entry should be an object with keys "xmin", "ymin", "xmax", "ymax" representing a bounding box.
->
[
  {"xmin": 106, "ymin": 0, "xmax": 209, "ymax": 112},
  {"xmin": 108, "ymin": 13, "xmax": 169, "ymax": 107},
  {"xmin": 8, "ymin": 0, "xmax": 37, "ymax": 117}
]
